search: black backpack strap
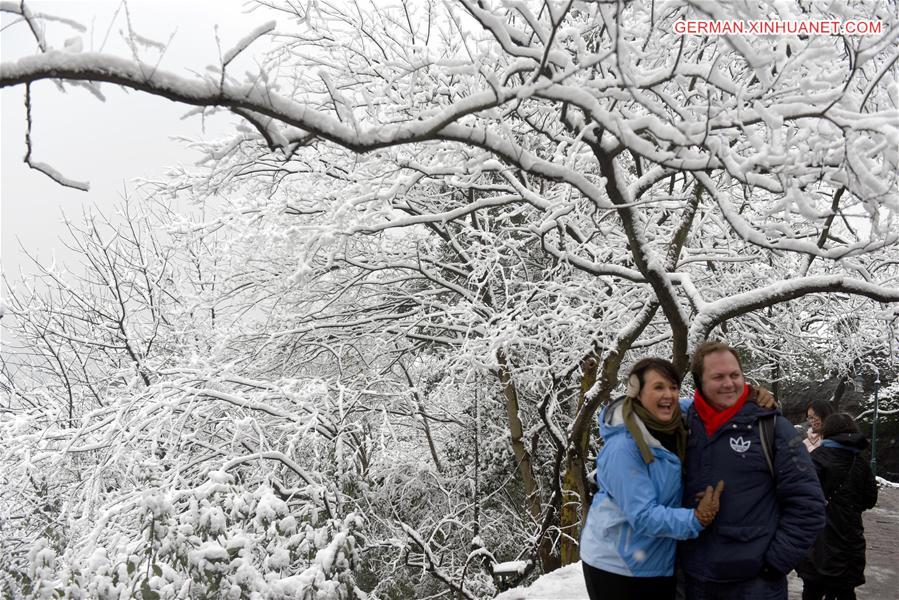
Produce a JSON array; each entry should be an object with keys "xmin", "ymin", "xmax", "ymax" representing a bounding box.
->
[{"xmin": 758, "ymin": 414, "xmax": 776, "ymax": 478}]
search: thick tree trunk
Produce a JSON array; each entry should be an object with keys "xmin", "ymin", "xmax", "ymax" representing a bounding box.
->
[
  {"xmin": 496, "ymin": 350, "xmax": 557, "ymax": 571},
  {"xmin": 558, "ymin": 302, "xmax": 660, "ymax": 565},
  {"xmin": 559, "ymin": 356, "xmax": 598, "ymax": 565}
]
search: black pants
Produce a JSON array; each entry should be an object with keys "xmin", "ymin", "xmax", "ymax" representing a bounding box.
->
[
  {"xmin": 683, "ymin": 573, "xmax": 787, "ymax": 600},
  {"xmin": 800, "ymin": 579, "xmax": 857, "ymax": 600},
  {"xmin": 582, "ymin": 562, "xmax": 676, "ymax": 600}
]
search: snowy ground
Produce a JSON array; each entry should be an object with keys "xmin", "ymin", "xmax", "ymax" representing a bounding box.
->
[
  {"xmin": 496, "ymin": 484, "xmax": 899, "ymax": 600},
  {"xmin": 494, "ymin": 562, "xmax": 587, "ymax": 600}
]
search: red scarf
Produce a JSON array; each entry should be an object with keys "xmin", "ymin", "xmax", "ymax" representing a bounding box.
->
[{"xmin": 693, "ymin": 384, "xmax": 750, "ymax": 437}]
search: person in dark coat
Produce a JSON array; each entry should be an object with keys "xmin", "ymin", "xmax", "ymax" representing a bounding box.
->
[
  {"xmin": 680, "ymin": 341, "xmax": 826, "ymax": 600},
  {"xmin": 797, "ymin": 413, "xmax": 879, "ymax": 600}
]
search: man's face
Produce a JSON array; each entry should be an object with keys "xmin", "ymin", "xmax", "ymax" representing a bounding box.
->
[{"xmin": 700, "ymin": 351, "xmax": 745, "ymax": 409}]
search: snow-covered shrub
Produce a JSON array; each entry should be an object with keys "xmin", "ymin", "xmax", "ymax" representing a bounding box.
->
[
  {"xmin": 0, "ymin": 369, "xmax": 368, "ymax": 600},
  {"xmin": 7, "ymin": 470, "xmax": 364, "ymax": 600}
]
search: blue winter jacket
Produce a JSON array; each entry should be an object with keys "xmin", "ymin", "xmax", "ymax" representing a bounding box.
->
[
  {"xmin": 580, "ymin": 399, "xmax": 703, "ymax": 577},
  {"xmin": 679, "ymin": 401, "xmax": 826, "ymax": 583}
]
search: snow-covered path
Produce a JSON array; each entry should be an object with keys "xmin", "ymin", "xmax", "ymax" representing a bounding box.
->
[
  {"xmin": 787, "ymin": 483, "xmax": 899, "ymax": 600},
  {"xmin": 494, "ymin": 562, "xmax": 587, "ymax": 600}
]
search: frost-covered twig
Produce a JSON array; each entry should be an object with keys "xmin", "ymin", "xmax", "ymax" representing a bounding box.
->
[
  {"xmin": 399, "ymin": 521, "xmax": 478, "ymax": 600},
  {"xmin": 22, "ymin": 84, "xmax": 89, "ymax": 191}
]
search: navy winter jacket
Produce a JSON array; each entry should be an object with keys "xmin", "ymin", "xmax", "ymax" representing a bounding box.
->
[{"xmin": 679, "ymin": 402, "xmax": 826, "ymax": 583}]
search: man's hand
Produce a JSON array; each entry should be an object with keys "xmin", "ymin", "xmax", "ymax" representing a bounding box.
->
[
  {"xmin": 694, "ymin": 480, "xmax": 725, "ymax": 527},
  {"xmin": 752, "ymin": 386, "xmax": 778, "ymax": 409}
]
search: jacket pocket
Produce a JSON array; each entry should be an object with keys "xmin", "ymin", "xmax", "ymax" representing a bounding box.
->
[{"xmin": 707, "ymin": 525, "xmax": 770, "ymax": 580}]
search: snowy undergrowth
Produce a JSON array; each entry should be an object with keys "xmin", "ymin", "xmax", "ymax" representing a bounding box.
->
[
  {"xmin": 6, "ymin": 469, "xmax": 362, "ymax": 600},
  {"xmin": 0, "ymin": 376, "xmax": 366, "ymax": 600}
]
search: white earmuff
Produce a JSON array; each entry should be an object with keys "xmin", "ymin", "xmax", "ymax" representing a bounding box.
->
[{"xmin": 625, "ymin": 373, "xmax": 640, "ymax": 398}]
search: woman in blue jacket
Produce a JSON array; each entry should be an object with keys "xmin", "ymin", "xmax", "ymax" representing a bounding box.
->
[{"xmin": 580, "ymin": 357, "xmax": 723, "ymax": 599}]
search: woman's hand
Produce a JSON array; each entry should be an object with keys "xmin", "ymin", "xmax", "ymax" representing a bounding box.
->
[{"xmin": 694, "ymin": 480, "xmax": 725, "ymax": 527}]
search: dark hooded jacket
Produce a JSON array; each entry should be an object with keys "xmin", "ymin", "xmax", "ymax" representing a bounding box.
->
[
  {"xmin": 680, "ymin": 401, "xmax": 826, "ymax": 583},
  {"xmin": 796, "ymin": 432, "xmax": 879, "ymax": 587}
]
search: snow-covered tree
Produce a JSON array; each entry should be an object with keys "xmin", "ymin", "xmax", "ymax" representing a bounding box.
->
[{"xmin": 2, "ymin": 0, "xmax": 898, "ymax": 595}]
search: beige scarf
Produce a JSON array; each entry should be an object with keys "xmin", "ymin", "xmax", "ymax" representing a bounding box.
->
[{"xmin": 621, "ymin": 396, "xmax": 687, "ymax": 464}]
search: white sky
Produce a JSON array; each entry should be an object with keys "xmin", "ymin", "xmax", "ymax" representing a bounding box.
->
[{"xmin": 1, "ymin": 0, "xmax": 268, "ymax": 279}]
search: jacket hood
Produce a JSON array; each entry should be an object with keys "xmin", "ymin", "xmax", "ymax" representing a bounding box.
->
[{"xmin": 824, "ymin": 431, "xmax": 869, "ymax": 450}]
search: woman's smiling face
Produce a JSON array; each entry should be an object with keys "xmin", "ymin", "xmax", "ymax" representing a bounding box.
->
[
  {"xmin": 808, "ymin": 408, "xmax": 823, "ymax": 433},
  {"xmin": 638, "ymin": 369, "xmax": 680, "ymax": 422}
]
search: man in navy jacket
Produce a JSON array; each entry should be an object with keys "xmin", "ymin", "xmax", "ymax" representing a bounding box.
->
[{"xmin": 680, "ymin": 342, "xmax": 826, "ymax": 599}]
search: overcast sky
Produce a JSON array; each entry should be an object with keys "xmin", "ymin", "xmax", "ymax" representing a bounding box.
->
[{"xmin": 1, "ymin": 0, "xmax": 269, "ymax": 280}]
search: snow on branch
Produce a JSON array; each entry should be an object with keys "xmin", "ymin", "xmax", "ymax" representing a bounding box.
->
[
  {"xmin": 221, "ymin": 451, "xmax": 317, "ymax": 486},
  {"xmin": 1, "ymin": 51, "xmax": 515, "ymax": 152},
  {"xmin": 399, "ymin": 521, "xmax": 478, "ymax": 600},
  {"xmin": 1, "ymin": 1, "xmax": 48, "ymax": 52},
  {"xmin": 690, "ymin": 276, "xmax": 899, "ymax": 348},
  {"xmin": 1, "ymin": 51, "xmax": 627, "ymax": 207},
  {"xmin": 23, "ymin": 83, "xmax": 90, "ymax": 191},
  {"xmin": 175, "ymin": 385, "xmax": 334, "ymax": 437},
  {"xmin": 856, "ymin": 406, "xmax": 899, "ymax": 421},
  {"xmin": 220, "ymin": 451, "xmax": 336, "ymax": 520},
  {"xmin": 26, "ymin": 160, "xmax": 90, "ymax": 191},
  {"xmin": 696, "ymin": 172, "xmax": 899, "ymax": 259},
  {"xmin": 222, "ymin": 20, "xmax": 275, "ymax": 66}
]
